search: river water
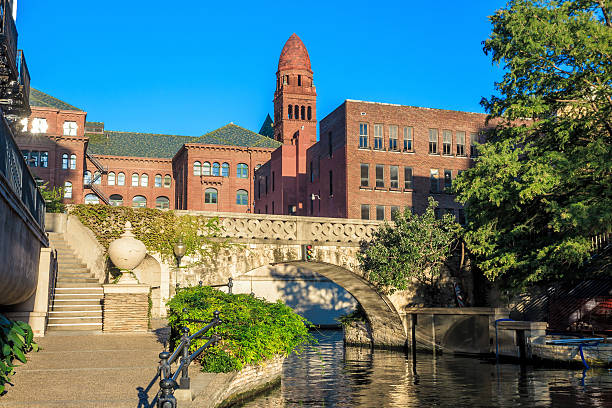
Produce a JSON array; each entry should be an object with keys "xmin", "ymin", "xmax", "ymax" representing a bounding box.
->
[{"xmin": 240, "ymin": 330, "xmax": 612, "ymax": 407}]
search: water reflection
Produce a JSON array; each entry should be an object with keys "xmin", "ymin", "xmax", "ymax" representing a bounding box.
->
[{"xmin": 240, "ymin": 330, "xmax": 612, "ymax": 407}]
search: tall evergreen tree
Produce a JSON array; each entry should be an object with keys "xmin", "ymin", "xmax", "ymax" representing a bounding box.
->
[{"xmin": 454, "ymin": 0, "xmax": 612, "ymax": 290}]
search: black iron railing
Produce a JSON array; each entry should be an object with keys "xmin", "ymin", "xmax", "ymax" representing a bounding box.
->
[
  {"xmin": 146, "ymin": 310, "xmax": 222, "ymax": 408},
  {"xmin": 210, "ymin": 277, "xmax": 233, "ymax": 294},
  {"xmin": 86, "ymin": 152, "xmax": 108, "ymax": 174},
  {"xmin": 86, "ymin": 182, "xmax": 110, "ymax": 204},
  {"xmin": 0, "ymin": 0, "xmax": 17, "ymax": 79},
  {"xmin": 17, "ymin": 49, "xmax": 30, "ymax": 114}
]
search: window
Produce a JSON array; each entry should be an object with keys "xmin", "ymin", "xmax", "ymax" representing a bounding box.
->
[
  {"xmin": 29, "ymin": 151, "xmax": 39, "ymax": 167},
  {"xmin": 155, "ymin": 196, "xmax": 170, "ymax": 209},
  {"xmin": 391, "ymin": 206, "xmax": 400, "ymax": 221},
  {"xmin": 63, "ymin": 121, "xmax": 78, "ymax": 136},
  {"xmin": 444, "ymin": 170, "xmax": 452, "ymax": 191},
  {"xmin": 84, "ymin": 194, "xmax": 99, "ymax": 205},
  {"xmin": 470, "ymin": 133, "xmax": 479, "ymax": 156},
  {"xmin": 272, "ymin": 171, "xmax": 275, "ymax": 191},
  {"xmin": 458, "ymin": 209, "xmax": 466, "ymax": 225},
  {"xmin": 328, "ymin": 132, "xmax": 333, "ymax": 157},
  {"xmin": 84, "ymin": 171, "xmax": 92, "ymax": 185},
  {"xmin": 202, "ymin": 162, "xmax": 211, "ymax": 176},
  {"xmin": 403, "ymin": 127, "xmax": 413, "ymax": 152},
  {"xmin": 221, "ymin": 162, "xmax": 229, "ymax": 177},
  {"xmin": 376, "ymin": 205, "xmax": 385, "ymax": 221},
  {"xmin": 329, "ymin": 170, "xmax": 333, "ymax": 196},
  {"xmin": 92, "ymin": 171, "xmax": 100, "ymax": 185},
  {"xmin": 430, "ymin": 169, "xmax": 439, "ymax": 193},
  {"xmin": 390, "ymin": 166, "xmax": 399, "ymax": 189},
  {"xmin": 376, "ymin": 164, "xmax": 384, "ymax": 188},
  {"xmin": 108, "ymin": 172, "xmax": 116, "ymax": 185},
  {"xmin": 204, "ymin": 188, "xmax": 218, "ymax": 204},
  {"xmin": 294, "ymin": 105, "xmax": 299, "ymax": 120},
  {"xmin": 298, "ymin": 74, "xmax": 302, "ymax": 86},
  {"xmin": 164, "ymin": 175, "xmax": 171, "ymax": 188},
  {"xmin": 443, "ymin": 130, "xmax": 452, "ymax": 155},
  {"xmin": 40, "ymin": 152, "xmax": 48, "ymax": 168},
  {"xmin": 301, "ymin": 106, "xmax": 305, "ymax": 120},
  {"xmin": 140, "ymin": 173, "xmax": 148, "ymax": 187},
  {"xmin": 31, "ymin": 118, "xmax": 48, "ymax": 134},
  {"xmin": 193, "ymin": 161, "xmax": 201, "ymax": 176},
  {"xmin": 109, "ymin": 194, "xmax": 123, "ymax": 206},
  {"xmin": 236, "ymin": 189, "xmax": 248, "ymax": 205},
  {"xmin": 64, "ymin": 181, "xmax": 72, "ymax": 198},
  {"xmin": 389, "ymin": 125, "xmax": 398, "ymax": 151},
  {"xmin": 429, "ymin": 129, "xmax": 438, "ymax": 154},
  {"xmin": 118, "ymin": 172, "xmax": 125, "ymax": 186},
  {"xmin": 132, "ymin": 173, "xmax": 139, "ymax": 186},
  {"xmin": 212, "ymin": 162, "xmax": 220, "ymax": 176},
  {"xmin": 62, "ymin": 153, "xmax": 68, "ymax": 169},
  {"xmin": 361, "ymin": 204, "xmax": 370, "ymax": 220},
  {"xmin": 404, "ymin": 167, "xmax": 413, "ymax": 190},
  {"xmin": 70, "ymin": 154, "xmax": 76, "ymax": 170},
  {"xmin": 374, "ymin": 124, "xmax": 383, "ymax": 150},
  {"xmin": 22, "ymin": 150, "xmax": 29, "ymax": 163},
  {"xmin": 359, "ymin": 123, "xmax": 368, "ymax": 148},
  {"xmin": 132, "ymin": 195, "xmax": 147, "ymax": 208},
  {"xmin": 154, "ymin": 174, "xmax": 162, "ymax": 187},
  {"xmin": 288, "ymin": 104, "xmax": 293, "ymax": 119},
  {"xmin": 360, "ymin": 163, "xmax": 369, "ymax": 187},
  {"xmin": 456, "ymin": 131, "xmax": 466, "ymax": 156},
  {"xmin": 237, "ymin": 163, "xmax": 248, "ymax": 178},
  {"xmin": 307, "ymin": 106, "xmax": 312, "ymax": 120}
]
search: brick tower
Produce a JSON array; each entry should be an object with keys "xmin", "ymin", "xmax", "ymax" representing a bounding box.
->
[{"xmin": 273, "ymin": 33, "xmax": 317, "ymax": 146}]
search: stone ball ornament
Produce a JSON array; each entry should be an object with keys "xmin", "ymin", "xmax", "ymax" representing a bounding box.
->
[{"xmin": 108, "ymin": 221, "xmax": 147, "ymax": 271}]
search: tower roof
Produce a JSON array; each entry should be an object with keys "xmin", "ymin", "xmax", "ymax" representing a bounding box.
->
[{"xmin": 278, "ymin": 33, "xmax": 311, "ymax": 73}]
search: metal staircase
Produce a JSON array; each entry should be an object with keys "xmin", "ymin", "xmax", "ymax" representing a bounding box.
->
[
  {"xmin": 47, "ymin": 233, "xmax": 103, "ymax": 332},
  {"xmin": 84, "ymin": 152, "xmax": 109, "ymax": 204}
]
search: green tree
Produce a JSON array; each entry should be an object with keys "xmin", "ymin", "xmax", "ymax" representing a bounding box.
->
[
  {"xmin": 357, "ymin": 198, "xmax": 459, "ymax": 302},
  {"xmin": 38, "ymin": 183, "xmax": 65, "ymax": 213},
  {"xmin": 454, "ymin": 0, "xmax": 612, "ymax": 290}
]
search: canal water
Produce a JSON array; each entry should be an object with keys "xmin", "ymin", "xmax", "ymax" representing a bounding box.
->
[{"xmin": 240, "ymin": 330, "xmax": 612, "ymax": 407}]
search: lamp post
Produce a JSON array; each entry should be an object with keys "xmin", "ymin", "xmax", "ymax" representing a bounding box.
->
[{"xmin": 173, "ymin": 237, "xmax": 186, "ymax": 292}]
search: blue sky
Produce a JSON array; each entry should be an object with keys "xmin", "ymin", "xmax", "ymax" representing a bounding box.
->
[{"xmin": 18, "ymin": 0, "xmax": 507, "ymax": 136}]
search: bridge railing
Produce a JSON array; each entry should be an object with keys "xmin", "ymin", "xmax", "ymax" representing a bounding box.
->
[{"xmin": 175, "ymin": 210, "xmax": 384, "ymax": 243}]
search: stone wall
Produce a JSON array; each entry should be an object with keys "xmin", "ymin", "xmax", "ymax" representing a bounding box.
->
[
  {"xmin": 102, "ymin": 284, "xmax": 150, "ymax": 332},
  {"xmin": 343, "ymin": 320, "xmax": 373, "ymax": 347}
]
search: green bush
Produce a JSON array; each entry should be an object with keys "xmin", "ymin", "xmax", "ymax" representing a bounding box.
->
[
  {"xmin": 167, "ymin": 286, "xmax": 314, "ymax": 373},
  {"xmin": 0, "ymin": 315, "xmax": 38, "ymax": 394}
]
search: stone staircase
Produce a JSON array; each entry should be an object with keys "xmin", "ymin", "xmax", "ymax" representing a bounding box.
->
[{"xmin": 47, "ymin": 233, "xmax": 103, "ymax": 332}]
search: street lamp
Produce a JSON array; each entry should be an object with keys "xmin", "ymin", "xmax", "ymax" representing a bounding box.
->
[{"xmin": 173, "ymin": 237, "xmax": 186, "ymax": 291}]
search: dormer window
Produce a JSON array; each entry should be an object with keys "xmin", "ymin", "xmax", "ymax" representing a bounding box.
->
[
  {"xmin": 31, "ymin": 118, "xmax": 48, "ymax": 134},
  {"xmin": 63, "ymin": 121, "xmax": 78, "ymax": 136}
]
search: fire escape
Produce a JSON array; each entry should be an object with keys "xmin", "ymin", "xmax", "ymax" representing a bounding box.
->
[{"xmin": 84, "ymin": 152, "xmax": 109, "ymax": 204}]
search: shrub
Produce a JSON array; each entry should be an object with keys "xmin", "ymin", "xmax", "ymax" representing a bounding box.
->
[
  {"xmin": 167, "ymin": 286, "xmax": 314, "ymax": 373},
  {"xmin": 0, "ymin": 315, "xmax": 38, "ymax": 394}
]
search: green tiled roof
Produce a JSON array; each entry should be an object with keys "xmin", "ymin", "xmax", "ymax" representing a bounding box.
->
[
  {"xmin": 258, "ymin": 114, "xmax": 274, "ymax": 138},
  {"xmin": 87, "ymin": 131, "xmax": 197, "ymax": 158},
  {"xmin": 196, "ymin": 123, "xmax": 281, "ymax": 149},
  {"xmin": 29, "ymin": 88, "xmax": 82, "ymax": 111}
]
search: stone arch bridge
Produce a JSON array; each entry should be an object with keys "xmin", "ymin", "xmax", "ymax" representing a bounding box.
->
[{"xmin": 171, "ymin": 212, "xmax": 407, "ymax": 348}]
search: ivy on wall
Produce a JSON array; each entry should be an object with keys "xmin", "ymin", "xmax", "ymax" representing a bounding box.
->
[{"xmin": 69, "ymin": 205, "xmax": 229, "ymax": 265}]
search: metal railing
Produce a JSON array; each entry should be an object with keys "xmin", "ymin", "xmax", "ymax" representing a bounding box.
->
[
  {"xmin": 146, "ymin": 310, "xmax": 222, "ymax": 408},
  {"xmin": 17, "ymin": 49, "xmax": 30, "ymax": 114},
  {"xmin": 86, "ymin": 152, "xmax": 108, "ymax": 174},
  {"xmin": 210, "ymin": 277, "xmax": 233, "ymax": 294},
  {"xmin": 86, "ymin": 183, "xmax": 110, "ymax": 205},
  {"xmin": 0, "ymin": 0, "xmax": 17, "ymax": 79}
]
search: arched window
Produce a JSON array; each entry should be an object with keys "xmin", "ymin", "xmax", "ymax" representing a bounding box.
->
[
  {"xmin": 83, "ymin": 171, "xmax": 92, "ymax": 185},
  {"xmin": 132, "ymin": 195, "xmax": 147, "ymax": 208},
  {"xmin": 63, "ymin": 181, "xmax": 72, "ymax": 198},
  {"xmin": 109, "ymin": 194, "xmax": 123, "ymax": 206},
  {"xmin": 140, "ymin": 173, "xmax": 148, "ymax": 187},
  {"xmin": 155, "ymin": 174, "xmax": 162, "ymax": 187},
  {"xmin": 294, "ymin": 105, "xmax": 299, "ymax": 120},
  {"xmin": 288, "ymin": 104, "xmax": 293, "ymax": 119},
  {"xmin": 204, "ymin": 188, "xmax": 218, "ymax": 204},
  {"xmin": 221, "ymin": 162, "xmax": 229, "ymax": 177},
  {"xmin": 202, "ymin": 162, "xmax": 211, "ymax": 176},
  {"xmin": 301, "ymin": 105, "xmax": 305, "ymax": 120},
  {"xmin": 155, "ymin": 196, "xmax": 170, "ymax": 209},
  {"xmin": 307, "ymin": 106, "xmax": 312, "ymax": 120},
  {"xmin": 236, "ymin": 189, "xmax": 248, "ymax": 205},
  {"xmin": 70, "ymin": 154, "xmax": 76, "ymax": 170},
  {"xmin": 132, "ymin": 173, "xmax": 139, "ymax": 186},
  {"xmin": 164, "ymin": 175, "xmax": 171, "ymax": 188},
  {"xmin": 61, "ymin": 153, "xmax": 68, "ymax": 169},
  {"xmin": 237, "ymin": 163, "xmax": 248, "ymax": 179},
  {"xmin": 94, "ymin": 171, "xmax": 101, "ymax": 185},
  {"xmin": 212, "ymin": 162, "xmax": 220, "ymax": 176},
  {"xmin": 84, "ymin": 194, "xmax": 99, "ymax": 204},
  {"xmin": 193, "ymin": 161, "xmax": 201, "ymax": 176},
  {"xmin": 117, "ymin": 172, "xmax": 126, "ymax": 186},
  {"xmin": 108, "ymin": 172, "xmax": 116, "ymax": 186}
]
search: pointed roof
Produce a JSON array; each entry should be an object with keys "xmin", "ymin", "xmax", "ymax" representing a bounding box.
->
[
  {"xmin": 278, "ymin": 33, "xmax": 312, "ymax": 73},
  {"xmin": 258, "ymin": 114, "xmax": 274, "ymax": 138},
  {"xmin": 196, "ymin": 123, "xmax": 281, "ymax": 149},
  {"xmin": 29, "ymin": 88, "xmax": 82, "ymax": 111}
]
